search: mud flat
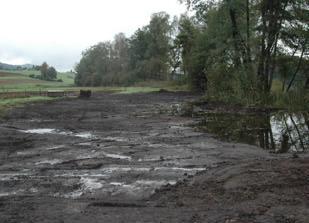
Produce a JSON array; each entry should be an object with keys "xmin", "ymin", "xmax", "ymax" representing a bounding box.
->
[{"xmin": 0, "ymin": 92, "xmax": 308, "ymax": 223}]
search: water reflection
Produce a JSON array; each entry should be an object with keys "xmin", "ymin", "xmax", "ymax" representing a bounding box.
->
[{"xmin": 195, "ymin": 112, "xmax": 309, "ymax": 153}]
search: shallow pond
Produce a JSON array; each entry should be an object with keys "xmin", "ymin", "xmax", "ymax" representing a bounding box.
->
[{"xmin": 195, "ymin": 112, "xmax": 309, "ymax": 153}]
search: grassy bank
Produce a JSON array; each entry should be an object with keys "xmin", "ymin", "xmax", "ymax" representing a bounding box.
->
[
  {"xmin": 0, "ymin": 80, "xmax": 186, "ymax": 117},
  {"xmin": 0, "ymin": 70, "xmax": 187, "ymax": 93},
  {"xmin": 0, "ymin": 96, "xmax": 56, "ymax": 117},
  {"xmin": 204, "ymin": 89, "xmax": 309, "ymax": 112}
]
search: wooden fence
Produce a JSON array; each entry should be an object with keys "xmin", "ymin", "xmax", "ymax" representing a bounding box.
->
[{"xmin": 0, "ymin": 90, "xmax": 79, "ymax": 99}]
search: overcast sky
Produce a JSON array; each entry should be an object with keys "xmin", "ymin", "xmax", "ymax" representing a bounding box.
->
[{"xmin": 0, "ymin": 0, "xmax": 186, "ymax": 71}]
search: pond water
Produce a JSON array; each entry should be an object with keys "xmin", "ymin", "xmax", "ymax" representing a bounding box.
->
[{"xmin": 195, "ymin": 112, "xmax": 309, "ymax": 153}]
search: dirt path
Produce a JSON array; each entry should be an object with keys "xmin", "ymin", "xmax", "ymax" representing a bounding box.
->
[{"xmin": 0, "ymin": 92, "xmax": 308, "ymax": 223}]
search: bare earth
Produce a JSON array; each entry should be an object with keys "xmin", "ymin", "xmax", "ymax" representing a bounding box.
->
[{"xmin": 0, "ymin": 92, "xmax": 308, "ymax": 223}]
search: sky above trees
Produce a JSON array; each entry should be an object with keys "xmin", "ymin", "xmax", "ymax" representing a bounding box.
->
[{"xmin": 0, "ymin": 0, "xmax": 185, "ymax": 71}]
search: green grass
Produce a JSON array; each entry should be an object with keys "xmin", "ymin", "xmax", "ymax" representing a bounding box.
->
[
  {"xmin": 116, "ymin": 87, "xmax": 161, "ymax": 94},
  {"xmin": 0, "ymin": 86, "xmax": 178, "ymax": 118},
  {"xmin": 271, "ymin": 79, "xmax": 284, "ymax": 93},
  {"xmin": 3, "ymin": 69, "xmax": 41, "ymax": 76},
  {"xmin": 0, "ymin": 70, "xmax": 189, "ymax": 116},
  {"xmin": 0, "ymin": 69, "xmax": 75, "ymax": 90},
  {"xmin": 0, "ymin": 70, "xmax": 186, "ymax": 93}
]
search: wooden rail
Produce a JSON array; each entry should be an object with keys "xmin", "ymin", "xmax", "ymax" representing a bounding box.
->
[{"xmin": 0, "ymin": 90, "xmax": 79, "ymax": 99}]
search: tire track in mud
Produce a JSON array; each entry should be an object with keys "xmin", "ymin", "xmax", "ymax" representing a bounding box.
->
[
  {"xmin": 0, "ymin": 93, "xmax": 212, "ymax": 202},
  {"xmin": 0, "ymin": 92, "xmax": 275, "ymax": 222}
]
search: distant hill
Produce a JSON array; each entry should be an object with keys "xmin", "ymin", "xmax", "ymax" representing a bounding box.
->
[{"xmin": 0, "ymin": 62, "xmax": 34, "ymax": 70}]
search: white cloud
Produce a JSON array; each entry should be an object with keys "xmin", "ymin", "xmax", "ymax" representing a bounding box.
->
[{"xmin": 0, "ymin": 0, "xmax": 186, "ymax": 70}]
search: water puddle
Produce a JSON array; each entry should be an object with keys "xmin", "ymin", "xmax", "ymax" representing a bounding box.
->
[
  {"xmin": 55, "ymin": 173, "xmax": 108, "ymax": 178},
  {"xmin": 29, "ymin": 119, "xmax": 54, "ymax": 123},
  {"xmin": 16, "ymin": 151, "xmax": 33, "ymax": 156},
  {"xmin": 75, "ymin": 133, "xmax": 94, "ymax": 139},
  {"xmin": 108, "ymin": 180, "xmax": 178, "ymax": 197},
  {"xmin": 110, "ymin": 180, "xmax": 176, "ymax": 188},
  {"xmin": 20, "ymin": 128, "xmax": 97, "ymax": 139},
  {"xmin": 78, "ymin": 142, "xmax": 92, "ymax": 146},
  {"xmin": 29, "ymin": 188, "xmax": 39, "ymax": 193},
  {"xmin": 103, "ymin": 136, "xmax": 128, "ymax": 142},
  {"xmin": 22, "ymin": 129, "xmax": 55, "ymax": 134},
  {"xmin": 194, "ymin": 112, "xmax": 309, "ymax": 153},
  {"xmin": 63, "ymin": 191, "xmax": 84, "ymax": 199},
  {"xmin": 103, "ymin": 167, "xmax": 151, "ymax": 173},
  {"xmin": 63, "ymin": 178, "xmax": 103, "ymax": 198},
  {"xmin": 104, "ymin": 153, "xmax": 132, "ymax": 161},
  {"xmin": 0, "ymin": 173, "xmax": 30, "ymax": 178},
  {"xmin": 16, "ymin": 145, "xmax": 65, "ymax": 155},
  {"xmin": 76, "ymin": 151, "xmax": 132, "ymax": 161},
  {"xmin": 0, "ymin": 189, "xmax": 25, "ymax": 197},
  {"xmin": 46, "ymin": 145, "xmax": 65, "ymax": 150},
  {"xmin": 81, "ymin": 177, "xmax": 103, "ymax": 191},
  {"xmin": 154, "ymin": 167, "xmax": 206, "ymax": 172},
  {"xmin": 138, "ymin": 157, "xmax": 162, "ymax": 162},
  {"xmin": 0, "ymin": 176, "xmax": 19, "ymax": 181},
  {"xmin": 35, "ymin": 159, "xmax": 63, "ymax": 165}
]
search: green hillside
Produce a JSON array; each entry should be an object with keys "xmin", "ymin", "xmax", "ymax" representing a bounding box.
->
[{"xmin": 0, "ymin": 70, "xmax": 75, "ymax": 91}]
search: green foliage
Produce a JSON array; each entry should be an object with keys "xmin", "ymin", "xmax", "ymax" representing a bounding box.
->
[
  {"xmin": 73, "ymin": 1, "xmax": 307, "ymax": 110},
  {"xmin": 75, "ymin": 33, "xmax": 130, "ymax": 86},
  {"xmin": 75, "ymin": 12, "xmax": 175, "ymax": 86},
  {"xmin": 46, "ymin": 67, "xmax": 57, "ymax": 80},
  {"xmin": 39, "ymin": 62, "xmax": 58, "ymax": 81},
  {"xmin": 273, "ymin": 89, "xmax": 309, "ymax": 111},
  {"xmin": 128, "ymin": 12, "xmax": 173, "ymax": 81},
  {"xmin": 176, "ymin": 0, "xmax": 308, "ymax": 109},
  {"xmin": 175, "ymin": 15, "xmax": 201, "ymax": 90}
]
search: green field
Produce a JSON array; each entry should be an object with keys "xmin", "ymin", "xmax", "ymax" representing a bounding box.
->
[
  {"xmin": 0, "ymin": 70, "xmax": 187, "ymax": 93},
  {"xmin": 0, "ymin": 69, "xmax": 189, "ymax": 115},
  {"xmin": 0, "ymin": 69, "xmax": 75, "ymax": 91}
]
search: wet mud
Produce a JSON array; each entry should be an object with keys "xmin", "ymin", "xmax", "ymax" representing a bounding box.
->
[{"xmin": 0, "ymin": 92, "xmax": 308, "ymax": 222}]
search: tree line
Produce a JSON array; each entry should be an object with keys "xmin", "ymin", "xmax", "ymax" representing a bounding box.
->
[
  {"xmin": 75, "ymin": 0, "xmax": 308, "ymax": 104},
  {"xmin": 30, "ymin": 62, "xmax": 59, "ymax": 81},
  {"xmin": 75, "ymin": 12, "xmax": 176, "ymax": 87}
]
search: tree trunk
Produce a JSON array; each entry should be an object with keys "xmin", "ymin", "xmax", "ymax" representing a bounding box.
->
[
  {"xmin": 257, "ymin": 0, "xmax": 286, "ymax": 94},
  {"xmin": 226, "ymin": 0, "xmax": 248, "ymax": 67},
  {"xmin": 305, "ymin": 77, "xmax": 309, "ymax": 89},
  {"xmin": 286, "ymin": 43, "xmax": 306, "ymax": 92},
  {"xmin": 246, "ymin": 0, "xmax": 251, "ymax": 63},
  {"xmin": 227, "ymin": 0, "xmax": 242, "ymax": 67}
]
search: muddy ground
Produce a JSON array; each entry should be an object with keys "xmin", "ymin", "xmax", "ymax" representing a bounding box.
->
[{"xmin": 0, "ymin": 92, "xmax": 308, "ymax": 223}]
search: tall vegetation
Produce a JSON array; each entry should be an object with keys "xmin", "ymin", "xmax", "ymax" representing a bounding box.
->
[
  {"xmin": 75, "ymin": 12, "xmax": 174, "ymax": 86},
  {"xmin": 75, "ymin": 33, "xmax": 130, "ymax": 86},
  {"xmin": 75, "ymin": 1, "xmax": 308, "ymax": 107},
  {"xmin": 177, "ymin": 0, "xmax": 308, "ymax": 105},
  {"xmin": 39, "ymin": 62, "xmax": 58, "ymax": 81}
]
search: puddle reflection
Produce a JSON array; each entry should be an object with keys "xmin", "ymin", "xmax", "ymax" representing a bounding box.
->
[{"xmin": 195, "ymin": 112, "xmax": 309, "ymax": 153}]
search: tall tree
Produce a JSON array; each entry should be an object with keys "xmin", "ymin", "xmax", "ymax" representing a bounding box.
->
[
  {"xmin": 46, "ymin": 67, "xmax": 57, "ymax": 80},
  {"xmin": 40, "ymin": 62, "xmax": 49, "ymax": 80}
]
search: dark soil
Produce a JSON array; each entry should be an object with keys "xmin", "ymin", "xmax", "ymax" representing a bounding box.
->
[{"xmin": 0, "ymin": 92, "xmax": 308, "ymax": 223}]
